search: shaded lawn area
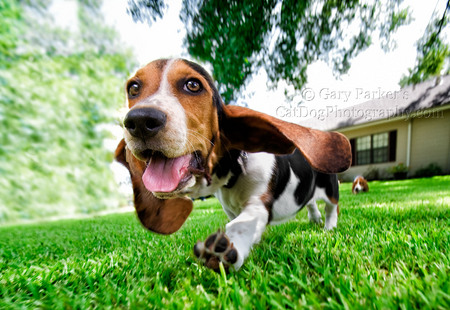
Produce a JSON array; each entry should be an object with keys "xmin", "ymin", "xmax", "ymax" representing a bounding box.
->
[{"xmin": 0, "ymin": 176, "xmax": 449, "ymax": 309}]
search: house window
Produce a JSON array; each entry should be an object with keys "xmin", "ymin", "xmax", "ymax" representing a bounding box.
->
[
  {"xmin": 350, "ymin": 131, "xmax": 397, "ymax": 166},
  {"xmin": 356, "ymin": 136, "xmax": 371, "ymax": 165},
  {"xmin": 372, "ymin": 132, "xmax": 389, "ymax": 163}
]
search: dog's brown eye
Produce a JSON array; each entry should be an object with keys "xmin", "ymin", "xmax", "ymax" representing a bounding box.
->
[
  {"xmin": 128, "ymin": 82, "xmax": 141, "ymax": 98},
  {"xmin": 185, "ymin": 79, "xmax": 202, "ymax": 93}
]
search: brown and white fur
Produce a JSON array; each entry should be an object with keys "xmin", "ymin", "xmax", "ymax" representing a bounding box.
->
[
  {"xmin": 115, "ymin": 59, "xmax": 352, "ymax": 272},
  {"xmin": 352, "ymin": 176, "xmax": 369, "ymax": 194}
]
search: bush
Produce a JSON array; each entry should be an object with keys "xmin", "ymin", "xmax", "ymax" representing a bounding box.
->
[
  {"xmin": 414, "ymin": 163, "xmax": 443, "ymax": 178},
  {"xmin": 388, "ymin": 163, "xmax": 409, "ymax": 180}
]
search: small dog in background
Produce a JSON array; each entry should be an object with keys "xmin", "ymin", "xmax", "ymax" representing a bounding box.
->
[{"xmin": 352, "ymin": 176, "xmax": 369, "ymax": 194}]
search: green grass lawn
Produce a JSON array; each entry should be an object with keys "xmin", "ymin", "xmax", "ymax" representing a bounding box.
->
[{"xmin": 1, "ymin": 176, "xmax": 449, "ymax": 309}]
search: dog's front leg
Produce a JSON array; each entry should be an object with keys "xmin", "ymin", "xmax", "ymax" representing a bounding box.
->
[{"xmin": 194, "ymin": 197, "xmax": 269, "ymax": 272}]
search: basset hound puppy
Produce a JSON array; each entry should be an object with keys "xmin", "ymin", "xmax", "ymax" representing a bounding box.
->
[
  {"xmin": 115, "ymin": 59, "xmax": 352, "ymax": 272},
  {"xmin": 352, "ymin": 176, "xmax": 369, "ymax": 194}
]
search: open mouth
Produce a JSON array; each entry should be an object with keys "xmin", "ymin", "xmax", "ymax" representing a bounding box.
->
[{"xmin": 141, "ymin": 150, "xmax": 205, "ymax": 193}]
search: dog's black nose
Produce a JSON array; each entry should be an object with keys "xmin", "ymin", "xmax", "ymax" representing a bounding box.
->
[{"xmin": 124, "ymin": 108, "xmax": 167, "ymax": 139}]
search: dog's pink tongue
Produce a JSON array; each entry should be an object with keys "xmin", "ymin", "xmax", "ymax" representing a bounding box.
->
[{"xmin": 142, "ymin": 154, "xmax": 192, "ymax": 192}]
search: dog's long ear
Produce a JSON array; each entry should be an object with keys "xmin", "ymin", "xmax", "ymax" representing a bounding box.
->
[
  {"xmin": 115, "ymin": 139, "xmax": 193, "ymax": 234},
  {"xmin": 221, "ymin": 106, "xmax": 352, "ymax": 174},
  {"xmin": 115, "ymin": 139, "xmax": 129, "ymax": 169}
]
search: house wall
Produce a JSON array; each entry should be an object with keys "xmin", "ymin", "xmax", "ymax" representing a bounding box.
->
[
  {"xmin": 336, "ymin": 107, "xmax": 450, "ymax": 181},
  {"xmin": 409, "ymin": 109, "xmax": 450, "ymax": 174}
]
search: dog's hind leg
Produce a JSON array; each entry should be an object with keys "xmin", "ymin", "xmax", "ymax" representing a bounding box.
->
[
  {"xmin": 306, "ymin": 200, "xmax": 323, "ymax": 224},
  {"xmin": 315, "ymin": 174, "xmax": 339, "ymax": 230},
  {"xmin": 324, "ymin": 200, "xmax": 339, "ymax": 230}
]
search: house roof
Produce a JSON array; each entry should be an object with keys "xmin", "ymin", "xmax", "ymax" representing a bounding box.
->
[{"xmin": 301, "ymin": 76, "xmax": 450, "ymax": 131}]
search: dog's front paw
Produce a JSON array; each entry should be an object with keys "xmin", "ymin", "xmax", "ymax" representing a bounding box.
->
[{"xmin": 194, "ymin": 231, "xmax": 238, "ymax": 272}]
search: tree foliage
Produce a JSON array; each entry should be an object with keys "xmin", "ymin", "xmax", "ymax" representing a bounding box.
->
[
  {"xmin": 127, "ymin": 0, "xmax": 167, "ymax": 25},
  {"xmin": 0, "ymin": 0, "xmax": 134, "ymax": 222},
  {"xmin": 128, "ymin": 0, "xmax": 410, "ymax": 103},
  {"xmin": 400, "ymin": 2, "xmax": 450, "ymax": 87}
]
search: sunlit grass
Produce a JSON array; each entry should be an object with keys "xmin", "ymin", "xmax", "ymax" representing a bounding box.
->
[{"xmin": 1, "ymin": 176, "xmax": 449, "ymax": 309}]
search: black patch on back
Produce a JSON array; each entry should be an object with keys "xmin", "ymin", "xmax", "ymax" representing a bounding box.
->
[
  {"xmin": 212, "ymin": 150, "xmax": 243, "ymax": 189},
  {"xmin": 263, "ymin": 156, "xmax": 291, "ymax": 222},
  {"xmin": 316, "ymin": 172, "xmax": 339, "ymax": 201},
  {"xmin": 288, "ymin": 149, "xmax": 317, "ymax": 207},
  {"xmin": 288, "ymin": 149, "xmax": 339, "ymax": 206},
  {"xmin": 272, "ymin": 156, "xmax": 291, "ymax": 200}
]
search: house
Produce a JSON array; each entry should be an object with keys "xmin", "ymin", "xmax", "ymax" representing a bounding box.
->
[{"xmin": 301, "ymin": 76, "xmax": 450, "ymax": 181}]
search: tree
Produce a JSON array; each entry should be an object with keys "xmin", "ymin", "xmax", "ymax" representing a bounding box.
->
[
  {"xmin": 128, "ymin": 0, "xmax": 410, "ymax": 102},
  {"xmin": 127, "ymin": 0, "xmax": 167, "ymax": 25},
  {"xmin": 400, "ymin": 1, "xmax": 450, "ymax": 87},
  {"xmin": 0, "ymin": 0, "xmax": 134, "ymax": 222}
]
